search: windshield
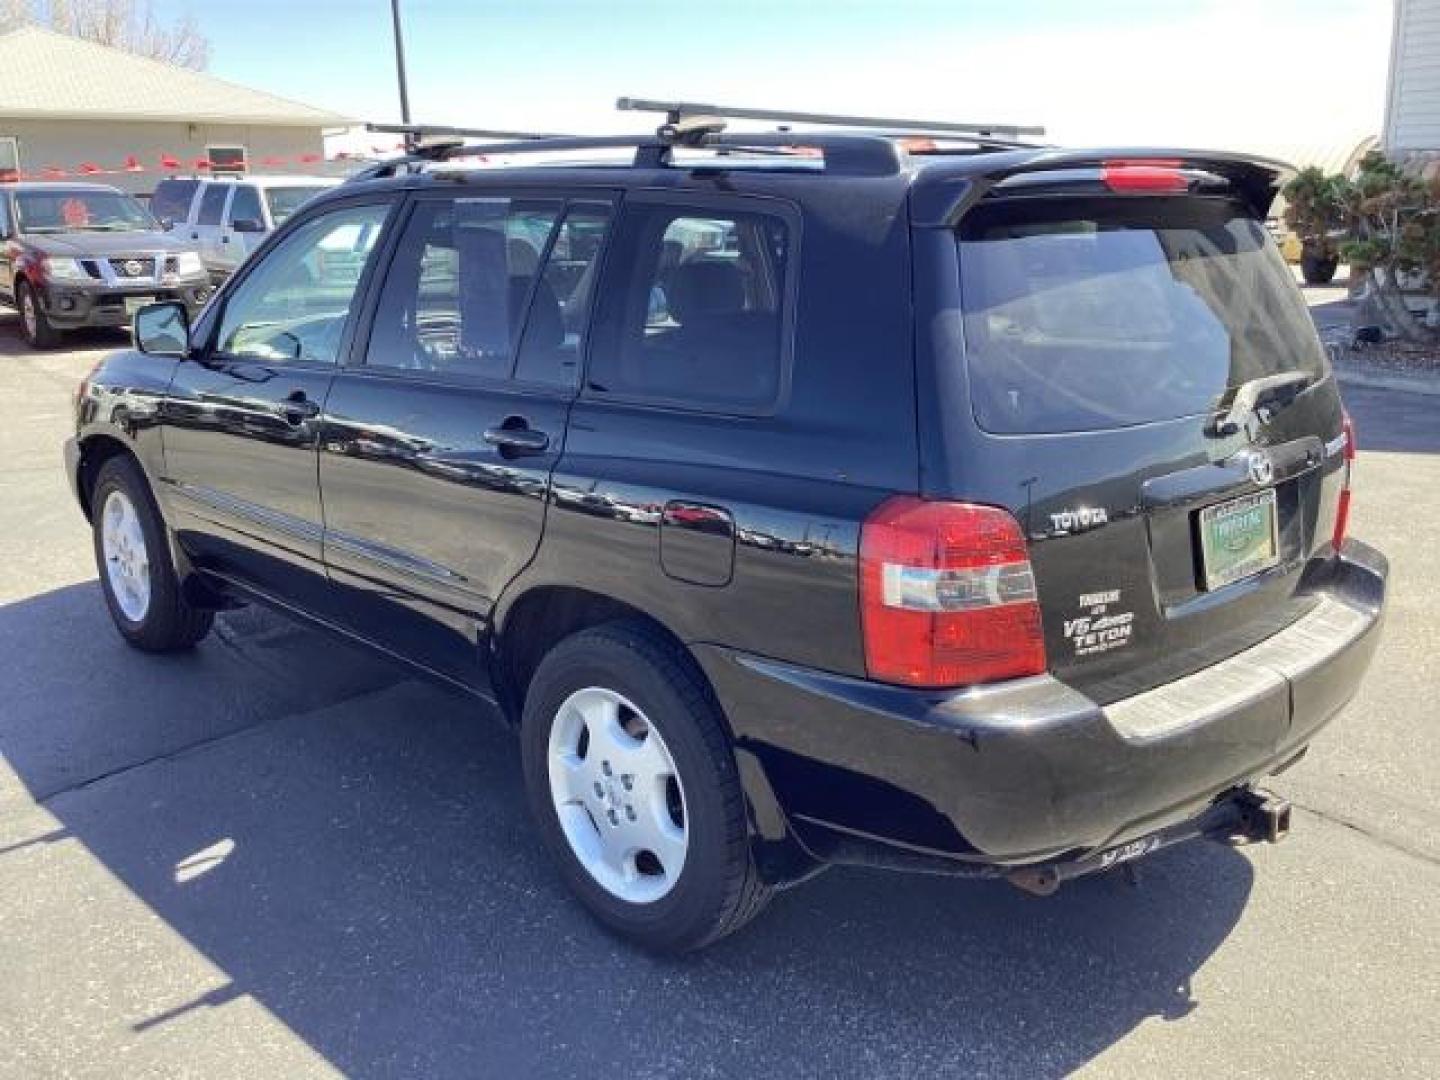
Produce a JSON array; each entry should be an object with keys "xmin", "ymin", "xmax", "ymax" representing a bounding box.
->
[
  {"xmin": 264, "ymin": 186, "xmax": 328, "ymax": 227},
  {"xmin": 957, "ymin": 197, "xmax": 1328, "ymax": 434},
  {"xmin": 15, "ymin": 191, "xmax": 156, "ymax": 233}
]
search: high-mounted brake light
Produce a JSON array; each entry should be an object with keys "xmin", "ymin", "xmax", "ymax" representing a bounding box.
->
[
  {"xmin": 1332, "ymin": 409, "xmax": 1356, "ymax": 550},
  {"xmin": 1102, "ymin": 158, "xmax": 1187, "ymax": 193},
  {"xmin": 860, "ymin": 497, "xmax": 1047, "ymax": 688}
]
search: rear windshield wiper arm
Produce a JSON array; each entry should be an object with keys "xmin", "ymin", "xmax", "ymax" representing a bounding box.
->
[{"xmin": 1209, "ymin": 371, "xmax": 1313, "ymax": 436}]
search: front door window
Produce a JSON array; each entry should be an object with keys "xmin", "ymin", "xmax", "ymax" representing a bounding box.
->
[{"xmin": 214, "ymin": 203, "xmax": 389, "ymax": 366}]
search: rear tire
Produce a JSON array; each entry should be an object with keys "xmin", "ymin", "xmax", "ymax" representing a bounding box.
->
[
  {"xmin": 520, "ymin": 622, "xmax": 771, "ymax": 952},
  {"xmin": 16, "ymin": 279, "xmax": 62, "ymax": 348},
  {"xmin": 91, "ymin": 455, "xmax": 213, "ymax": 652}
]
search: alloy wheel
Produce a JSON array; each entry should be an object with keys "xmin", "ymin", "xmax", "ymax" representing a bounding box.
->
[
  {"xmin": 101, "ymin": 489, "xmax": 151, "ymax": 622},
  {"xmin": 546, "ymin": 686, "xmax": 689, "ymax": 903}
]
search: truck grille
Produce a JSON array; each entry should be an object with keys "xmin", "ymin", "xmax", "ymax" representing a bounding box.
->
[{"xmin": 108, "ymin": 257, "xmax": 156, "ymax": 279}]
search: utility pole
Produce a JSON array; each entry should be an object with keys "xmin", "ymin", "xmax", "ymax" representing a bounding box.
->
[{"xmin": 389, "ymin": 0, "xmax": 413, "ymax": 143}]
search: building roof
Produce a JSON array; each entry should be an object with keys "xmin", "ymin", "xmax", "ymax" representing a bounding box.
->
[{"xmin": 0, "ymin": 23, "xmax": 352, "ymax": 127}]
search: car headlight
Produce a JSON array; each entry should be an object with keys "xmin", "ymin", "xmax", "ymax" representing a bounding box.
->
[
  {"xmin": 42, "ymin": 256, "xmax": 89, "ymax": 283},
  {"xmin": 174, "ymin": 251, "xmax": 204, "ymax": 277}
]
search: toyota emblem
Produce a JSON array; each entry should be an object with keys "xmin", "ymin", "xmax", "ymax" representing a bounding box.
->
[
  {"xmin": 1247, "ymin": 451, "xmax": 1275, "ymax": 486},
  {"xmin": 122, "ymin": 259, "xmax": 144, "ymax": 277}
]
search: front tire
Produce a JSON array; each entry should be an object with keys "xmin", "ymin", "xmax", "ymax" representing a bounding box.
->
[
  {"xmin": 520, "ymin": 622, "xmax": 771, "ymax": 952},
  {"xmin": 91, "ymin": 455, "xmax": 213, "ymax": 652},
  {"xmin": 17, "ymin": 279, "xmax": 62, "ymax": 348}
]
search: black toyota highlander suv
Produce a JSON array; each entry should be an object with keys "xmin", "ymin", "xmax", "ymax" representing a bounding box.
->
[
  {"xmin": 63, "ymin": 103, "xmax": 1388, "ymax": 952},
  {"xmin": 1, "ymin": 181, "xmax": 210, "ymax": 348}
]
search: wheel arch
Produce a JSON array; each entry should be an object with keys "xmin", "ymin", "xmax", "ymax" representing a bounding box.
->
[
  {"xmin": 490, "ymin": 582, "xmax": 821, "ymax": 886},
  {"xmin": 491, "ymin": 584, "xmax": 697, "ymax": 728},
  {"xmin": 74, "ymin": 432, "xmax": 138, "ymax": 521}
]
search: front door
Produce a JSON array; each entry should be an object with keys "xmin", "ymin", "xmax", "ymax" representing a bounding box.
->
[
  {"xmin": 318, "ymin": 192, "xmax": 615, "ymax": 688},
  {"xmin": 191, "ymin": 183, "xmax": 231, "ymax": 276},
  {"xmin": 222, "ymin": 184, "xmax": 266, "ymax": 274},
  {"xmin": 160, "ymin": 198, "xmax": 393, "ymax": 608}
]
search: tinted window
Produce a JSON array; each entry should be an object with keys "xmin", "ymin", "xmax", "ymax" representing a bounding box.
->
[
  {"xmin": 588, "ymin": 205, "xmax": 790, "ymax": 411},
  {"xmin": 228, "ymin": 185, "xmax": 263, "ymax": 226},
  {"xmin": 150, "ymin": 179, "xmax": 197, "ymax": 225},
  {"xmin": 365, "ymin": 197, "xmax": 562, "ymax": 380},
  {"xmin": 216, "ymin": 202, "xmax": 388, "ymax": 365},
  {"xmin": 514, "ymin": 204, "xmax": 613, "ymax": 388},
  {"xmin": 197, "ymin": 184, "xmax": 229, "ymax": 227},
  {"xmin": 958, "ymin": 198, "xmax": 1329, "ymax": 434}
]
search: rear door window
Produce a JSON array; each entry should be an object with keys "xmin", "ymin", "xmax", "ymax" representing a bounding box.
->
[
  {"xmin": 587, "ymin": 202, "xmax": 792, "ymax": 412},
  {"xmin": 197, "ymin": 183, "xmax": 229, "ymax": 227},
  {"xmin": 958, "ymin": 197, "xmax": 1327, "ymax": 434},
  {"xmin": 513, "ymin": 203, "xmax": 613, "ymax": 388}
]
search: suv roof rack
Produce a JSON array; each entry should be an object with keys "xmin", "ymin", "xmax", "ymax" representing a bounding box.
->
[
  {"xmin": 353, "ymin": 121, "xmax": 565, "ymax": 180},
  {"xmin": 616, "ymin": 96, "xmax": 1047, "ymax": 146},
  {"xmin": 346, "ymin": 99, "xmax": 1049, "ymax": 183}
]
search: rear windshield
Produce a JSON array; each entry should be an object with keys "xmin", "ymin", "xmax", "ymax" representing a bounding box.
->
[{"xmin": 958, "ymin": 197, "xmax": 1327, "ymax": 434}]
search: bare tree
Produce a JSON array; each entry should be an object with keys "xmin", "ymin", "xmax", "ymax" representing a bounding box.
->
[{"xmin": 3, "ymin": 0, "xmax": 210, "ymax": 69}]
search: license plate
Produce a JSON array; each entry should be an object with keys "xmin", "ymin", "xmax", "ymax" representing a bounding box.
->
[
  {"xmin": 123, "ymin": 296, "xmax": 155, "ymax": 315},
  {"xmin": 1199, "ymin": 488, "xmax": 1280, "ymax": 590}
]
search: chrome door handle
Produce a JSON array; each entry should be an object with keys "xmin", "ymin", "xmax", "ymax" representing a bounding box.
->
[{"xmin": 483, "ymin": 424, "xmax": 549, "ymax": 455}]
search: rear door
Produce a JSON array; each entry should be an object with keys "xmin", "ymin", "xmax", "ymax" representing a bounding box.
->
[
  {"xmin": 923, "ymin": 188, "xmax": 1346, "ymax": 703},
  {"xmin": 317, "ymin": 190, "xmax": 616, "ymax": 689}
]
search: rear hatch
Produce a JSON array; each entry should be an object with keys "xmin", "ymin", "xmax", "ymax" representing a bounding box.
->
[{"xmin": 925, "ymin": 161, "xmax": 1349, "ymax": 703}]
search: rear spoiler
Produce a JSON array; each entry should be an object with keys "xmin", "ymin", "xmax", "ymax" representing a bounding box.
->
[{"xmin": 910, "ymin": 148, "xmax": 1294, "ymax": 228}]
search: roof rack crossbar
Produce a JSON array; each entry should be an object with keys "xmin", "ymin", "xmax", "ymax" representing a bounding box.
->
[
  {"xmin": 365, "ymin": 121, "xmax": 565, "ymax": 142},
  {"xmin": 347, "ymin": 130, "xmax": 907, "ymax": 181},
  {"xmin": 616, "ymin": 96, "xmax": 1046, "ymax": 142}
]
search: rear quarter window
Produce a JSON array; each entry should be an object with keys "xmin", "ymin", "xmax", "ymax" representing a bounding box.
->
[
  {"xmin": 586, "ymin": 202, "xmax": 793, "ymax": 413},
  {"xmin": 958, "ymin": 197, "xmax": 1328, "ymax": 434}
]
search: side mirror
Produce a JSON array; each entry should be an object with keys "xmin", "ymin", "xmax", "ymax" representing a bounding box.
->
[
  {"xmin": 158, "ymin": 217, "xmax": 175, "ymax": 231},
  {"xmin": 133, "ymin": 301, "xmax": 191, "ymax": 358},
  {"xmin": 231, "ymin": 218, "xmax": 265, "ymax": 234}
]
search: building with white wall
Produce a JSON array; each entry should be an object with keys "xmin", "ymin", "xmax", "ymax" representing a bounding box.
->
[
  {"xmin": 0, "ymin": 22, "xmax": 351, "ymax": 194},
  {"xmin": 1384, "ymin": 0, "xmax": 1440, "ymax": 156}
]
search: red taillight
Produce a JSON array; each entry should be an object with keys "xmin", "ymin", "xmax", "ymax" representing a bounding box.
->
[
  {"xmin": 1102, "ymin": 158, "xmax": 1187, "ymax": 193},
  {"xmin": 860, "ymin": 497, "xmax": 1047, "ymax": 688},
  {"xmin": 1333, "ymin": 410, "xmax": 1356, "ymax": 550}
]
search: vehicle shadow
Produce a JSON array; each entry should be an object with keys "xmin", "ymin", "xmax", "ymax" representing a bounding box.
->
[{"xmin": 0, "ymin": 583, "xmax": 1256, "ymax": 1078}]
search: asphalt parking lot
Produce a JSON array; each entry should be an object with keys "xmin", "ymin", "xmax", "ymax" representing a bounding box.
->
[{"xmin": 0, "ymin": 313, "xmax": 1437, "ymax": 1079}]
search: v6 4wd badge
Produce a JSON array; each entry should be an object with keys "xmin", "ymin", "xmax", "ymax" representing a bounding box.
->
[{"xmin": 1063, "ymin": 588, "xmax": 1135, "ymax": 658}]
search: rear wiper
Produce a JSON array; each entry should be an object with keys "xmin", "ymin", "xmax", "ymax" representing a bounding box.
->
[{"xmin": 1209, "ymin": 372, "xmax": 1313, "ymax": 436}]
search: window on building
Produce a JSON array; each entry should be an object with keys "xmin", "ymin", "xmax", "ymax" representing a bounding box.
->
[
  {"xmin": 0, "ymin": 137, "xmax": 19, "ymax": 182},
  {"xmin": 208, "ymin": 145, "xmax": 247, "ymax": 176}
]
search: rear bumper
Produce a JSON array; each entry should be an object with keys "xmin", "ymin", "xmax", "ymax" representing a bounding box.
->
[{"xmin": 698, "ymin": 540, "xmax": 1387, "ymax": 872}]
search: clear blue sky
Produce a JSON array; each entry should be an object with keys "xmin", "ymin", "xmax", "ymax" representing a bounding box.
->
[{"xmin": 157, "ymin": 0, "xmax": 1394, "ymax": 151}]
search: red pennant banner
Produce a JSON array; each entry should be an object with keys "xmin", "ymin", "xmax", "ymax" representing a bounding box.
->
[{"xmin": 0, "ymin": 148, "xmax": 382, "ymax": 182}]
